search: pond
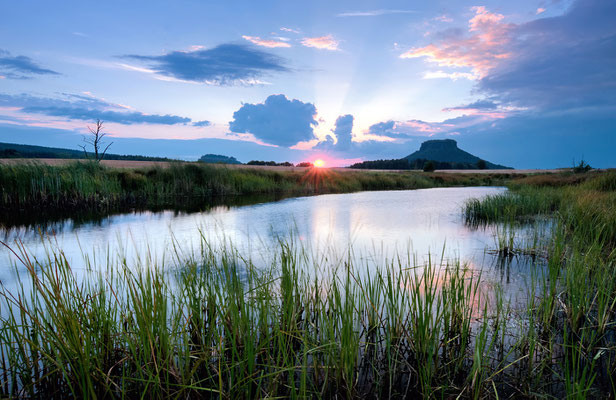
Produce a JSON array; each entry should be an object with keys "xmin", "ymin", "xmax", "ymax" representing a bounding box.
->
[{"xmin": 0, "ymin": 186, "xmax": 541, "ymax": 307}]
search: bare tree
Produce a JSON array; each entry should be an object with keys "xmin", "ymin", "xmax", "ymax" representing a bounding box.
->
[{"xmin": 80, "ymin": 119, "xmax": 113, "ymax": 163}]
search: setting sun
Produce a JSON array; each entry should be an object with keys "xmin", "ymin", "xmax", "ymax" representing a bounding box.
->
[{"xmin": 313, "ymin": 159, "xmax": 325, "ymax": 168}]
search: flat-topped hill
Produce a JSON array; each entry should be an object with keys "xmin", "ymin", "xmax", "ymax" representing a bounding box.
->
[{"xmin": 403, "ymin": 139, "xmax": 510, "ymax": 169}]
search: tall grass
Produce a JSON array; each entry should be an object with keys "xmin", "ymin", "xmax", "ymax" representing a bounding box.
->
[
  {"xmin": 463, "ymin": 169, "xmax": 616, "ymax": 397},
  {"xmin": 0, "ymin": 235, "xmax": 531, "ymax": 399},
  {"xmin": 1, "ymin": 168, "xmax": 615, "ymax": 397},
  {"xmin": 0, "ymin": 161, "xmax": 512, "ymax": 213}
]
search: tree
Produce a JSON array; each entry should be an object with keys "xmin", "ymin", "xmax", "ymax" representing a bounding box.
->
[
  {"xmin": 573, "ymin": 159, "xmax": 591, "ymax": 173},
  {"xmin": 477, "ymin": 159, "xmax": 487, "ymax": 170},
  {"xmin": 423, "ymin": 160, "xmax": 435, "ymax": 172},
  {"xmin": 80, "ymin": 119, "xmax": 112, "ymax": 163}
]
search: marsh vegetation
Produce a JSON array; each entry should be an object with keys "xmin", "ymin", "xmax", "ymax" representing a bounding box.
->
[{"xmin": 0, "ymin": 169, "xmax": 615, "ymax": 398}]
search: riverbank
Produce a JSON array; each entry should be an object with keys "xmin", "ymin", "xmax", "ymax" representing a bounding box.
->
[
  {"xmin": 0, "ymin": 161, "xmax": 523, "ymax": 213},
  {"xmin": 0, "ymin": 157, "xmax": 567, "ymax": 174}
]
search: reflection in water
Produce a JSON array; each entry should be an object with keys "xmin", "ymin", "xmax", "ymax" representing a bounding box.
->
[{"xmin": 0, "ymin": 187, "xmax": 546, "ymax": 311}]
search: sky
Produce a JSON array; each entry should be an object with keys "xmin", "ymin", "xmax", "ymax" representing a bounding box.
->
[{"xmin": 0, "ymin": 0, "xmax": 614, "ymax": 168}]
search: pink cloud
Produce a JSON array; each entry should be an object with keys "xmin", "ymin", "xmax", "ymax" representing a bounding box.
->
[
  {"xmin": 400, "ymin": 6, "xmax": 514, "ymax": 78},
  {"xmin": 468, "ymin": 6, "xmax": 504, "ymax": 32},
  {"xmin": 301, "ymin": 35, "xmax": 339, "ymax": 51},
  {"xmin": 242, "ymin": 35, "xmax": 291, "ymax": 48},
  {"xmin": 536, "ymin": 7, "xmax": 546, "ymax": 14},
  {"xmin": 434, "ymin": 14, "xmax": 453, "ymax": 23}
]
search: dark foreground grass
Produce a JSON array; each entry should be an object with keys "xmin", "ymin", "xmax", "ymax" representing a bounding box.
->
[{"xmin": 0, "ymin": 161, "xmax": 513, "ymax": 213}]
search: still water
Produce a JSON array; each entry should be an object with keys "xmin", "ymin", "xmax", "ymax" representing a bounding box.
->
[{"xmin": 0, "ymin": 187, "xmax": 543, "ymax": 304}]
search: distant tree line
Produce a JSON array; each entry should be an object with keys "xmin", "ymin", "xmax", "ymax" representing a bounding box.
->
[
  {"xmin": 245, "ymin": 160, "xmax": 314, "ymax": 167},
  {"xmin": 247, "ymin": 160, "xmax": 294, "ymax": 167},
  {"xmin": 349, "ymin": 158, "xmax": 489, "ymax": 170}
]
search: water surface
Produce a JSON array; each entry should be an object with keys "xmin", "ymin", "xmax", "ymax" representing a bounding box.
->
[{"xmin": 2, "ymin": 187, "xmax": 501, "ymax": 263}]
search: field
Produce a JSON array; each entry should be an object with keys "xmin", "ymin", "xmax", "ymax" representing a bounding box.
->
[{"xmin": 1, "ymin": 164, "xmax": 615, "ymax": 398}]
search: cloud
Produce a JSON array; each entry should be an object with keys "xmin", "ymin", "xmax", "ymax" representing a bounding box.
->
[
  {"xmin": 315, "ymin": 114, "xmax": 354, "ymax": 151},
  {"xmin": 402, "ymin": 0, "xmax": 616, "ymax": 116},
  {"xmin": 123, "ymin": 44, "xmax": 288, "ymax": 85},
  {"xmin": 442, "ymin": 100, "xmax": 498, "ymax": 112},
  {"xmin": 368, "ymin": 120, "xmax": 395, "ymax": 135},
  {"xmin": 536, "ymin": 8, "xmax": 546, "ymax": 14},
  {"xmin": 242, "ymin": 35, "xmax": 291, "ymax": 48},
  {"xmin": 366, "ymin": 119, "xmax": 452, "ymax": 138},
  {"xmin": 192, "ymin": 120, "xmax": 211, "ymax": 127},
  {"xmin": 477, "ymin": 0, "xmax": 616, "ymax": 113},
  {"xmin": 280, "ymin": 27, "xmax": 300, "ymax": 34},
  {"xmin": 434, "ymin": 15, "xmax": 453, "ymax": 23},
  {"xmin": 337, "ymin": 9, "xmax": 415, "ymax": 17},
  {"xmin": 229, "ymin": 94, "xmax": 318, "ymax": 147},
  {"xmin": 400, "ymin": 6, "xmax": 513, "ymax": 78},
  {"xmin": 423, "ymin": 70, "xmax": 478, "ymax": 80},
  {"xmin": 301, "ymin": 35, "xmax": 340, "ymax": 51},
  {"xmin": 0, "ymin": 49, "xmax": 60, "ymax": 79},
  {"xmin": 0, "ymin": 93, "xmax": 191, "ymax": 125}
]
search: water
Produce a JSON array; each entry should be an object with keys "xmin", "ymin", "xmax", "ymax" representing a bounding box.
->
[{"xmin": 0, "ymin": 187, "xmax": 539, "ymax": 305}]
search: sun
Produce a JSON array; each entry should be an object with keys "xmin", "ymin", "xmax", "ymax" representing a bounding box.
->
[{"xmin": 313, "ymin": 159, "xmax": 325, "ymax": 168}]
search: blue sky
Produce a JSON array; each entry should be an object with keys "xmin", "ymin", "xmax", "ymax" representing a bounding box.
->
[{"xmin": 0, "ymin": 0, "xmax": 614, "ymax": 167}]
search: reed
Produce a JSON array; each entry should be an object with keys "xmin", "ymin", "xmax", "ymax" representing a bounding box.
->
[
  {"xmin": 1, "ymin": 169, "xmax": 615, "ymax": 397},
  {"xmin": 0, "ymin": 161, "xmax": 514, "ymax": 214},
  {"xmin": 0, "ymin": 234, "xmax": 526, "ymax": 399},
  {"xmin": 463, "ymin": 170, "xmax": 616, "ymax": 396}
]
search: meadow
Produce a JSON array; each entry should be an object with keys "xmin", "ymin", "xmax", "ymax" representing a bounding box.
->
[{"xmin": 0, "ymin": 167, "xmax": 615, "ymax": 398}]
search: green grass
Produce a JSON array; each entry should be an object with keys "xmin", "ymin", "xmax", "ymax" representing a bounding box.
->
[
  {"xmin": 0, "ymin": 237, "xmax": 504, "ymax": 399},
  {"xmin": 1, "ymin": 168, "xmax": 615, "ymax": 398},
  {"xmin": 0, "ymin": 161, "xmax": 514, "ymax": 213},
  {"xmin": 462, "ymin": 169, "xmax": 616, "ymax": 397}
]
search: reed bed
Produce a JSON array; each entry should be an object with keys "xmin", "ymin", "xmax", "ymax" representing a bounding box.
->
[
  {"xmin": 1, "ymin": 169, "xmax": 615, "ymax": 398},
  {"xmin": 0, "ymin": 162, "xmax": 511, "ymax": 213},
  {"xmin": 0, "ymin": 233, "xmax": 552, "ymax": 399},
  {"xmin": 463, "ymin": 170, "xmax": 616, "ymax": 397}
]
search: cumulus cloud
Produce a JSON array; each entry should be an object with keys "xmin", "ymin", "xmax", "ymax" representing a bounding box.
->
[
  {"xmin": 301, "ymin": 35, "xmax": 340, "ymax": 51},
  {"xmin": 229, "ymin": 94, "xmax": 318, "ymax": 147},
  {"xmin": 0, "ymin": 93, "xmax": 191, "ymax": 125},
  {"xmin": 315, "ymin": 114, "xmax": 354, "ymax": 151},
  {"xmin": 123, "ymin": 44, "xmax": 288, "ymax": 85},
  {"xmin": 242, "ymin": 36, "xmax": 291, "ymax": 48},
  {"xmin": 0, "ymin": 49, "xmax": 60, "ymax": 79}
]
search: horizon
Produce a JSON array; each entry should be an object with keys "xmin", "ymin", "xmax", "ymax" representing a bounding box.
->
[{"xmin": 1, "ymin": 0, "xmax": 615, "ymax": 168}]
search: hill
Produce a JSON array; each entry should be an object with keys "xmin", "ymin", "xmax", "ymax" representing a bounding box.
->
[
  {"xmin": 0, "ymin": 142, "xmax": 176, "ymax": 162},
  {"xmin": 403, "ymin": 139, "xmax": 510, "ymax": 169},
  {"xmin": 349, "ymin": 139, "xmax": 511, "ymax": 170}
]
